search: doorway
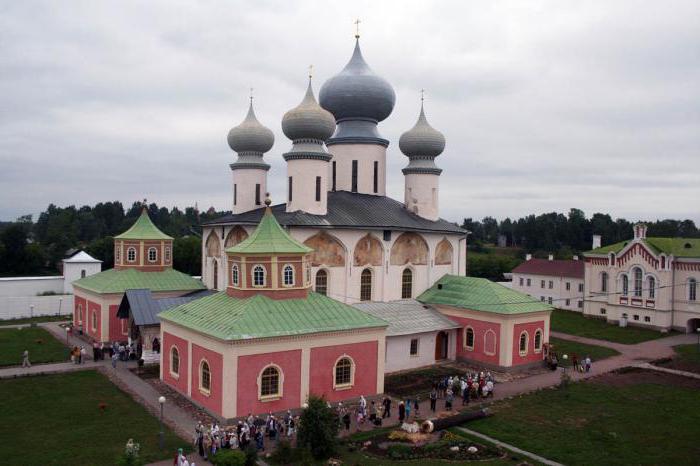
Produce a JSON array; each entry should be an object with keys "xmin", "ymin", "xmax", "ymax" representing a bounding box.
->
[{"xmin": 435, "ymin": 331, "xmax": 448, "ymax": 360}]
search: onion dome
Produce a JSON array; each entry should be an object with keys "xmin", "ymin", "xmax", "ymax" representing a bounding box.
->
[
  {"xmin": 400, "ymin": 101, "xmax": 444, "ymax": 176},
  {"xmin": 282, "ymin": 80, "xmax": 336, "ymax": 142},
  {"xmin": 319, "ymin": 39, "xmax": 395, "ymax": 146},
  {"xmin": 227, "ymin": 100, "xmax": 275, "ymax": 154}
]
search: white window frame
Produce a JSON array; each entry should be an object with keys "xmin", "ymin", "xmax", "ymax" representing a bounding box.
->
[
  {"xmin": 315, "ymin": 269, "xmax": 328, "ymax": 295},
  {"xmin": 534, "ymin": 329, "xmax": 543, "ymax": 353},
  {"xmin": 127, "ymin": 247, "xmax": 136, "ymax": 263},
  {"xmin": 231, "ymin": 264, "xmax": 240, "ymax": 286},
  {"xmin": 91, "ymin": 310, "xmax": 97, "ymax": 332},
  {"xmin": 409, "ymin": 338, "xmax": 419, "ymax": 357},
  {"xmin": 258, "ymin": 364, "xmax": 283, "ymax": 401},
  {"xmin": 484, "ymin": 329, "xmax": 497, "ymax": 356},
  {"xmin": 170, "ymin": 346, "xmax": 180, "ymax": 379},
  {"xmin": 199, "ymin": 359, "xmax": 211, "ymax": 395},
  {"xmin": 519, "ymin": 331, "xmax": 529, "ymax": 356},
  {"xmin": 252, "ymin": 265, "xmax": 266, "ymax": 287},
  {"xmin": 332, "ymin": 355, "xmax": 355, "ymax": 390},
  {"xmin": 282, "ymin": 264, "xmax": 295, "ymax": 287},
  {"xmin": 648, "ymin": 276, "xmax": 656, "ymax": 298},
  {"xmin": 464, "ymin": 326, "xmax": 475, "ymax": 351},
  {"xmin": 147, "ymin": 247, "xmax": 158, "ymax": 263},
  {"xmin": 689, "ymin": 278, "xmax": 697, "ymax": 302},
  {"xmin": 164, "ymin": 246, "xmax": 171, "ymax": 263},
  {"xmin": 77, "ymin": 304, "xmax": 83, "ymax": 324}
]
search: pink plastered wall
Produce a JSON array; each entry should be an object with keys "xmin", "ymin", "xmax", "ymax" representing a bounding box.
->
[
  {"xmin": 86, "ymin": 299, "xmax": 102, "ymax": 341},
  {"xmin": 190, "ymin": 344, "xmax": 223, "ymax": 416},
  {"xmin": 74, "ymin": 295, "xmax": 86, "ymax": 327},
  {"xmin": 108, "ymin": 304, "xmax": 127, "ymax": 343},
  {"xmin": 237, "ymin": 349, "xmax": 302, "ymax": 416},
  {"xmin": 309, "ymin": 341, "xmax": 378, "ymax": 402},
  {"xmin": 512, "ymin": 321, "xmax": 546, "ymax": 366},
  {"xmin": 162, "ymin": 332, "xmax": 189, "ymax": 395},
  {"xmin": 452, "ymin": 315, "xmax": 501, "ymax": 366}
]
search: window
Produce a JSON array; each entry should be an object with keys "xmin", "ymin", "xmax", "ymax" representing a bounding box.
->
[
  {"xmin": 519, "ymin": 332, "xmax": 528, "ymax": 356},
  {"xmin": 622, "ymin": 275, "xmax": 629, "ymax": 296},
  {"xmin": 170, "ymin": 347, "xmax": 180, "ymax": 377},
  {"xmin": 373, "ymin": 161, "xmax": 378, "ymax": 193},
  {"xmin": 690, "ymin": 279, "xmax": 697, "ymax": 301},
  {"xmin": 464, "ymin": 327, "xmax": 474, "ymax": 350},
  {"xmin": 77, "ymin": 304, "xmax": 83, "ymax": 323},
  {"xmin": 548, "ymin": 281, "xmax": 553, "ymax": 289},
  {"xmin": 231, "ymin": 264, "xmax": 239, "ymax": 286},
  {"xmin": 600, "ymin": 308, "xmax": 607, "ymax": 315},
  {"xmin": 633, "ymin": 268, "xmax": 643, "ymax": 297},
  {"xmin": 360, "ymin": 268, "xmax": 372, "ymax": 301},
  {"xmin": 633, "ymin": 314, "xmax": 639, "ymax": 321},
  {"xmin": 644, "ymin": 316, "xmax": 651, "ymax": 323},
  {"xmin": 91, "ymin": 310, "xmax": 97, "ymax": 331},
  {"xmin": 577, "ymin": 300, "xmax": 583, "ymax": 308},
  {"xmin": 578, "ymin": 283, "xmax": 584, "ymax": 293},
  {"xmin": 200, "ymin": 360, "xmax": 211, "ymax": 393},
  {"xmin": 331, "ymin": 161, "xmax": 337, "ymax": 191},
  {"xmin": 601, "ymin": 272, "xmax": 609, "ymax": 292},
  {"xmin": 548, "ymin": 297, "xmax": 553, "ymax": 305},
  {"xmin": 401, "ymin": 268, "xmax": 413, "ymax": 299},
  {"xmin": 283, "ymin": 264, "xmax": 294, "ymax": 286},
  {"xmin": 534, "ymin": 330, "xmax": 542, "ymax": 352},
  {"xmin": 255, "ymin": 184, "xmax": 261, "ymax": 205},
  {"xmin": 383, "ymin": 230, "xmax": 391, "ymax": 241},
  {"xmin": 648, "ymin": 276, "xmax": 655, "ymax": 298},
  {"xmin": 80, "ymin": 269, "xmax": 86, "ymax": 278},
  {"xmin": 116, "ymin": 246, "xmax": 121, "ymax": 262},
  {"xmin": 253, "ymin": 265, "xmax": 265, "ymax": 287},
  {"xmin": 315, "ymin": 176, "xmax": 321, "ymax": 202},
  {"xmin": 409, "ymin": 338, "xmax": 419, "ymax": 356},
  {"xmin": 260, "ymin": 366, "xmax": 280, "ymax": 398},
  {"xmin": 148, "ymin": 247, "xmax": 157, "ymax": 262},
  {"xmin": 566, "ymin": 282, "xmax": 570, "ymax": 291},
  {"xmin": 351, "ymin": 160, "xmax": 358, "ymax": 192},
  {"xmin": 334, "ymin": 357, "xmax": 353, "ymax": 387},
  {"xmin": 288, "ymin": 177, "xmax": 293, "ymax": 202},
  {"xmin": 565, "ymin": 299, "xmax": 570, "ymax": 306},
  {"xmin": 315, "ymin": 270, "xmax": 328, "ymax": 295},
  {"xmin": 541, "ymin": 280, "xmax": 545, "ymax": 289},
  {"xmin": 519, "ymin": 278, "xmax": 524, "ymax": 286},
  {"xmin": 540, "ymin": 296, "xmax": 545, "ymax": 302},
  {"xmin": 526, "ymin": 278, "xmax": 531, "ymax": 287},
  {"xmin": 234, "ymin": 184, "xmax": 237, "ymax": 206},
  {"xmin": 127, "ymin": 247, "xmax": 136, "ymax": 262},
  {"xmin": 305, "ymin": 262, "xmax": 311, "ymax": 283},
  {"xmin": 165, "ymin": 247, "xmax": 171, "ymax": 263}
]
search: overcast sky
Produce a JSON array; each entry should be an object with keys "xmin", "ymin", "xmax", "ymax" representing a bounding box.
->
[{"xmin": 1, "ymin": 0, "xmax": 699, "ymax": 224}]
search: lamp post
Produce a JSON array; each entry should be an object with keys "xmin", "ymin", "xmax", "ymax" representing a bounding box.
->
[
  {"xmin": 158, "ymin": 396, "xmax": 166, "ymax": 450},
  {"xmin": 562, "ymin": 354, "xmax": 569, "ymax": 376},
  {"xmin": 696, "ymin": 328, "xmax": 699, "ymax": 353}
]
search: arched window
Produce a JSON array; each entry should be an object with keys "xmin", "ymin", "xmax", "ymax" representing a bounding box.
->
[
  {"xmin": 127, "ymin": 247, "xmax": 136, "ymax": 262},
  {"xmin": 305, "ymin": 262, "xmax": 311, "ymax": 284},
  {"xmin": 283, "ymin": 264, "xmax": 294, "ymax": 287},
  {"xmin": 315, "ymin": 270, "xmax": 328, "ymax": 296},
  {"xmin": 253, "ymin": 265, "xmax": 265, "ymax": 287},
  {"xmin": 80, "ymin": 269, "xmax": 86, "ymax": 278},
  {"xmin": 334, "ymin": 356, "xmax": 354, "ymax": 388},
  {"xmin": 165, "ymin": 246, "xmax": 171, "ymax": 263},
  {"xmin": 690, "ymin": 278, "xmax": 697, "ymax": 302},
  {"xmin": 170, "ymin": 347, "xmax": 180, "ymax": 377},
  {"xmin": 519, "ymin": 331, "xmax": 528, "ymax": 356},
  {"xmin": 260, "ymin": 366, "xmax": 280, "ymax": 398},
  {"xmin": 116, "ymin": 246, "xmax": 121, "ymax": 262},
  {"xmin": 91, "ymin": 310, "xmax": 97, "ymax": 332},
  {"xmin": 622, "ymin": 275, "xmax": 629, "ymax": 296},
  {"xmin": 648, "ymin": 276, "xmax": 655, "ymax": 299},
  {"xmin": 601, "ymin": 272, "xmax": 608, "ymax": 293},
  {"xmin": 231, "ymin": 264, "xmax": 239, "ymax": 286},
  {"xmin": 148, "ymin": 247, "xmax": 158, "ymax": 262},
  {"xmin": 633, "ymin": 268, "xmax": 643, "ymax": 297},
  {"xmin": 77, "ymin": 304, "xmax": 83, "ymax": 324},
  {"xmin": 464, "ymin": 327, "xmax": 475, "ymax": 350},
  {"xmin": 401, "ymin": 268, "xmax": 413, "ymax": 299},
  {"xmin": 484, "ymin": 330, "xmax": 497, "ymax": 355},
  {"xmin": 200, "ymin": 360, "xmax": 211, "ymax": 393},
  {"xmin": 360, "ymin": 268, "xmax": 372, "ymax": 301},
  {"xmin": 534, "ymin": 330, "xmax": 543, "ymax": 352}
]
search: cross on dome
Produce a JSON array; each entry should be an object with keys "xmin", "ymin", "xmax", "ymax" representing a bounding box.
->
[{"xmin": 354, "ymin": 18, "xmax": 361, "ymax": 38}]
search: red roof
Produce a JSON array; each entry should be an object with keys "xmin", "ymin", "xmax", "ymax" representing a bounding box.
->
[{"xmin": 511, "ymin": 258, "xmax": 584, "ymax": 279}]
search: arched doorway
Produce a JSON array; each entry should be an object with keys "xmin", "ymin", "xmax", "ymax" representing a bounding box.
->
[
  {"xmin": 687, "ymin": 318, "xmax": 700, "ymax": 334},
  {"xmin": 435, "ymin": 331, "xmax": 448, "ymax": 360}
]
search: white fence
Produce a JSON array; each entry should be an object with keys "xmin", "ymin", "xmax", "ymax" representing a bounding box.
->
[
  {"xmin": 0, "ymin": 276, "xmax": 65, "ymax": 297},
  {"xmin": 0, "ymin": 295, "xmax": 74, "ymax": 320}
]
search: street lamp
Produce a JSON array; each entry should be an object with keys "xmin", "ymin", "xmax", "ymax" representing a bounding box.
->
[
  {"xmin": 158, "ymin": 396, "xmax": 166, "ymax": 450},
  {"xmin": 562, "ymin": 354, "xmax": 569, "ymax": 376}
]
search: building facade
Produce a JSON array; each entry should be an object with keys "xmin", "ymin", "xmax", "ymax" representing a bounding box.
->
[{"xmin": 511, "ymin": 256, "xmax": 585, "ymax": 311}]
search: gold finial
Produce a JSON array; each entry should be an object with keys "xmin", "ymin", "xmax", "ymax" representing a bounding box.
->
[
  {"xmin": 354, "ymin": 18, "xmax": 361, "ymax": 39},
  {"xmin": 249, "ymin": 87, "xmax": 254, "ymax": 103},
  {"xmin": 141, "ymin": 198, "xmax": 148, "ymax": 212},
  {"xmin": 308, "ymin": 64, "xmax": 313, "ymax": 80},
  {"xmin": 420, "ymin": 89, "xmax": 425, "ymax": 102},
  {"xmin": 264, "ymin": 192, "xmax": 272, "ymax": 207}
]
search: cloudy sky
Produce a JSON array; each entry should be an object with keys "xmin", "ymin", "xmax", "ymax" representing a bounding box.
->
[{"xmin": 1, "ymin": 0, "xmax": 699, "ymax": 224}]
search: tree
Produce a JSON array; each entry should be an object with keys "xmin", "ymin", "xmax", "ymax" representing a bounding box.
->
[
  {"xmin": 297, "ymin": 395, "xmax": 339, "ymax": 460},
  {"xmin": 173, "ymin": 236, "xmax": 201, "ymax": 276}
]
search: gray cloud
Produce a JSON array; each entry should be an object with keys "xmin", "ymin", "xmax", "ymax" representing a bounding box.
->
[{"xmin": 1, "ymin": 0, "xmax": 699, "ymax": 225}]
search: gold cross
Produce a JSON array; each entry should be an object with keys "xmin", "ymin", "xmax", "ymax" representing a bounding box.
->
[
  {"xmin": 308, "ymin": 64, "xmax": 313, "ymax": 79},
  {"xmin": 249, "ymin": 87, "xmax": 254, "ymax": 103},
  {"xmin": 354, "ymin": 18, "xmax": 361, "ymax": 38},
  {"xmin": 421, "ymin": 89, "xmax": 425, "ymax": 102}
]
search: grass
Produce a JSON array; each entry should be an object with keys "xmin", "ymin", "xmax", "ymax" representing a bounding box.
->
[
  {"xmin": 655, "ymin": 343, "xmax": 700, "ymax": 374},
  {"xmin": 551, "ymin": 308, "xmax": 675, "ymax": 344},
  {"xmin": 0, "ymin": 370, "xmax": 188, "ymax": 465},
  {"xmin": 549, "ymin": 337, "xmax": 620, "ymax": 366},
  {"xmin": 466, "ymin": 371, "xmax": 700, "ymax": 465},
  {"xmin": 0, "ymin": 315, "xmax": 70, "ymax": 326},
  {"xmin": 0, "ymin": 326, "xmax": 68, "ymax": 366}
]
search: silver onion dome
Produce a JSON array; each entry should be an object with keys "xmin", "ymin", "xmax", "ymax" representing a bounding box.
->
[
  {"xmin": 282, "ymin": 80, "xmax": 336, "ymax": 142},
  {"xmin": 227, "ymin": 101, "xmax": 275, "ymax": 154},
  {"xmin": 399, "ymin": 103, "xmax": 446, "ymax": 158}
]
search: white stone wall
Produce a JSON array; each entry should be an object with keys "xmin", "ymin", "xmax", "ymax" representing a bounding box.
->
[
  {"xmin": 0, "ymin": 295, "xmax": 74, "ymax": 320},
  {"xmin": 384, "ymin": 330, "xmax": 456, "ymax": 373},
  {"xmin": 286, "ymin": 159, "xmax": 329, "ymax": 215},
  {"xmin": 0, "ymin": 276, "xmax": 64, "ymax": 297},
  {"xmin": 63, "ymin": 262, "xmax": 102, "ymax": 294},
  {"xmin": 327, "ymin": 144, "xmax": 386, "ymax": 195},
  {"xmin": 232, "ymin": 167, "xmax": 267, "ymax": 214},
  {"xmin": 512, "ymin": 273, "xmax": 584, "ymax": 311},
  {"xmin": 404, "ymin": 172, "xmax": 439, "ymax": 221}
]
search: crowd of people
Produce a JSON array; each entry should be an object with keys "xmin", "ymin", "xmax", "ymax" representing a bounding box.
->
[{"xmin": 429, "ymin": 372, "xmax": 496, "ymax": 412}]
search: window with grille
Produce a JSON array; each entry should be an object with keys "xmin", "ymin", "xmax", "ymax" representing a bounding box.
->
[
  {"xmin": 578, "ymin": 283, "xmax": 584, "ymax": 293},
  {"xmin": 534, "ymin": 330, "xmax": 542, "ymax": 351},
  {"xmin": 283, "ymin": 265, "xmax": 294, "ymax": 286},
  {"xmin": 541, "ymin": 280, "xmax": 545, "ymax": 289},
  {"xmin": 566, "ymin": 282, "xmax": 570, "ymax": 291},
  {"xmin": 148, "ymin": 247, "xmax": 157, "ymax": 262},
  {"xmin": 334, "ymin": 357, "xmax": 353, "ymax": 386},
  {"xmin": 519, "ymin": 332, "xmax": 528, "ymax": 355},
  {"xmin": 91, "ymin": 311, "xmax": 97, "ymax": 331},
  {"xmin": 648, "ymin": 277, "xmax": 655, "ymax": 298},
  {"xmin": 401, "ymin": 269, "xmax": 412, "ymax": 299},
  {"xmin": 633, "ymin": 268, "xmax": 643, "ymax": 297},
  {"xmin": 127, "ymin": 247, "xmax": 136, "ymax": 262},
  {"xmin": 601, "ymin": 272, "xmax": 608, "ymax": 292},
  {"xmin": 409, "ymin": 338, "xmax": 419, "ymax": 356},
  {"xmin": 622, "ymin": 275, "xmax": 629, "ymax": 295},
  {"xmin": 315, "ymin": 270, "xmax": 328, "ymax": 296},
  {"xmin": 351, "ymin": 160, "xmax": 358, "ymax": 192},
  {"xmin": 253, "ymin": 265, "xmax": 265, "ymax": 286},
  {"xmin": 360, "ymin": 269, "xmax": 372, "ymax": 301},
  {"xmin": 200, "ymin": 361, "xmax": 211, "ymax": 392},
  {"xmin": 465, "ymin": 327, "xmax": 474, "ymax": 349},
  {"xmin": 260, "ymin": 366, "xmax": 280, "ymax": 397},
  {"xmin": 171, "ymin": 347, "xmax": 179, "ymax": 376},
  {"xmin": 690, "ymin": 279, "xmax": 697, "ymax": 301},
  {"xmin": 231, "ymin": 264, "xmax": 239, "ymax": 286},
  {"xmin": 548, "ymin": 281, "xmax": 553, "ymax": 289},
  {"xmin": 165, "ymin": 247, "xmax": 171, "ymax": 263}
]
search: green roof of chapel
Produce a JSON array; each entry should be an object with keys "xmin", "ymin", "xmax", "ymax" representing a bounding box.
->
[
  {"xmin": 226, "ymin": 206, "xmax": 312, "ymax": 255},
  {"xmin": 72, "ymin": 268, "xmax": 205, "ymax": 294},
  {"xmin": 114, "ymin": 208, "xmax": 173, "ymax": 240},
  {"xmin": 418, "ymin": 275, "xmax": 553, "ymax": 314},
  {"xmin": 586, "ymin": 237, "xmax": 700, "ymax": 258}
]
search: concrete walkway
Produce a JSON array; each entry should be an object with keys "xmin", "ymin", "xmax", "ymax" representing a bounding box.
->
[{"xmin": 457, "ymin": 427, "xmax": 564, "ymax": 466}]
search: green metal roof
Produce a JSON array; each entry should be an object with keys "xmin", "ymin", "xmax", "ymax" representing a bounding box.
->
[
  {"xmin": 586, "ymin": 237, "xmax": 700, "ymax": 258},
  {"xmin": 72, "ymin": 268, "xmax": 205, "ymax": 294},
  {"xmin": 115, "ymin": 209, "xmax": 173, "ymax": 240},
  {"xmin": 159, "ymin": 291, "xmax": 387, "ymax": 341},
  {"xmin": 226, "ymin": 207, "xmax": 312, "ymax": 255},
  {"xmin": 418, "ymin": 275, "xmax": 553, "ymax": 314}
]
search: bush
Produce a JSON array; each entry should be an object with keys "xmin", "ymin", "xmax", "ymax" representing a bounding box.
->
[
  {"xmin": 387, "ymin": 443, "xmax": 413, "ymax": 460},
  {"xmin": 297, "ymin": 395, "xmax": 339, "ymax": 460},
  {"xmin": 244, "ymin": 444, "xmax": 258, "ymax": 466},
  {"xmin": 210, "ymin": 449, "xmax": 246, "ymax": 466},
  {"xmin": 271, "ymin": 440, "xmax": 294, "ymax": 463}
]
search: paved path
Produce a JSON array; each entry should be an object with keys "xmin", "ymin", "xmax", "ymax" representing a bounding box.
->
[
  {"xmin": 636, "ymin": 361, "xmax": 700, "ymax": 379},
  {"xmin": 457, "ymin": 427, "xmax": 564, "ymax": 466}
]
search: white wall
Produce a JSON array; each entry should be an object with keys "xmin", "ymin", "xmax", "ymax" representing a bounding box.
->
[
  {"xmin": 0, "ymin": 276, "xmax": 64, "ymax": 297},
  {"xmin": 63, "ymin": 263, "xmax": 101, "ymax": 294},
  {"xmin": 384, "ymin": 329, "xmax": 456, "ymax": 373},
  {"xmin": 0, "ymin": 295, "xmax": 74, "ymax": 320}
]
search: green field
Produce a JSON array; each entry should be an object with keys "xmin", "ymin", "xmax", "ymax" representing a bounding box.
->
[
  {"xmin": 0, "ymin": 326, "xmax": 68, "ymax": 366},
  {"xmin": 549, "ymin": 337, "xmax": 620, "ymax": 366},
  {"xmin": 0, "ymin": 315, "xmax": 70, "ymax": 326},
  {"xmin": 0, "ymin": 371, "xmax": 188, "ymax": 465},
  {"xmin": 467, "ymin": 369, "xmax": 700, "ymax": 465},
  {"xmin": 551, "ymin": 309, "xmax": 674, "ymax": 344},
  {"xmin": 656, "ymin": 343, "xmax": 700, "ymax": 374}
]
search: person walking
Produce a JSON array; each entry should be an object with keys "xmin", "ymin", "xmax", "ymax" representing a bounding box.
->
[
  {"xmin": 429, "ymin": 387, "xmax": 437, "ymax": 412},
  {"xmin": 585, "ymin": 355, "xmax": 592, "ymax": 372},
  {"xmin": 111, "ymin": 352, "xmax": 118, "ymax": 369},
  {"xmin": 398, "ymin": 401, "xmax": 405, "ymax": 423},
  {"xmin": 21, "ymin": 349, "xmax": 31, "ymax": 368},
  {"xmin": 414, "ymin": 396, "xmax": 420, "ymax": 417},
  {"xmin": 382, "ymin": 396, "xmax": 392, "ymax": 419},
  {"xmin": 445, "ymin": 388, "xmax": 454, "ymax": 411},
  {"xmin": 79, "ymin": 346, "xmax": 86, "ymax": 364},
  {"xmin": 404, "ymin": 398, "xmax": 411, "ymax": 419}
]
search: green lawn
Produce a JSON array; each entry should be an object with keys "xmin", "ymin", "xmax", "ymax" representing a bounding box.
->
[
  {"xmin": 549, "ymin": 337, "xmax": 620, "ymax": 366},
  {"xmin": 467, "ymin": 370, "xmax": 700, "ymax": 465},
  {"xmin": 0, "ymin": 315, "xmax": 70, "ymax": 326},
  {"xmin": 656, "ymin": 343, "xmax": 700, "ymax": 374},
  {"xmin": 0, "ymin": 371, "xmax": 188, "ymax": 465},
  {"xmin": 551, "ymin": 309, "xmax": 674, "ymax": 344},
  {"xmin": 0, "ymin": 326, "xmax": 68, "ymax": 366}
]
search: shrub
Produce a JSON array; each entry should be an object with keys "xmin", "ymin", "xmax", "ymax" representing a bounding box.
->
[
  {"xmin": 210, "ymin": 449, "xmax": 246, "ymax": 466},
  {"xmin": 271, "ymin": 440, "xmax": 294, "ymax": 463},
  {"xmin": 297, "ymin": 395, "xmax": 339, "ymax": 460},
  {"xmin": 387, "ymin": 444, "xmax": 413, "ymax": 460},
  {"xmin": 244, "ymin": 445, "xmax": 258, "ymax": 466}
]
